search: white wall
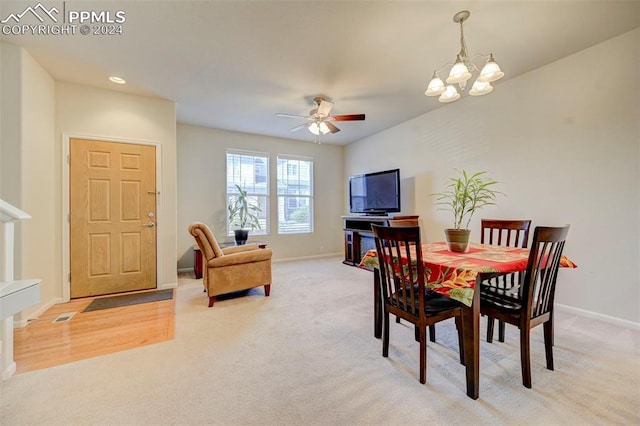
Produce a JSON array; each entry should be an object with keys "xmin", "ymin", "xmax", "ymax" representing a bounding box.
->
[
  {"xmin": 0, "ymin": 43, "xmax": 22, "ymax": 204},
  {"xmin": 345, "ymin": 29, "xmax": 640, "ymax": 324},
  {"xmin": 0, "ymin": 43, "xmax": 56, "ymax": 321},
  {"xmin": 56, "ymin": 82, "xmax": 178, "ymax": 294},
  {"xmin": 20, "ymin": 46, "xmax": 56, "ymax": 313},
  {"xmin": 177, "ymin": 124, "xmax": 344, "ymax": 268}
]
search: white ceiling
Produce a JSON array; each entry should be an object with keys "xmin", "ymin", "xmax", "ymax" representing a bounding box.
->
[{"xmin": 2, "ymin": 1, "xmax": 639, "ymax": 145}]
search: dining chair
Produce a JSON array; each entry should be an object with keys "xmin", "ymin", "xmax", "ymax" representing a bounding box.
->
[
  {"xmin": 480, "ymin": 219, "xmax": 531, "ymax": 343},
  {"xmin": 371, "ymin": 224, "xmax": 465, "ymax": 385},
  {"xmin": 387, "ymin": 215, "xmax": 420, "ymax": 227},
  {"xmin": 480, "ymin": 225, "xmax": 570, "ymax": 388},
  {"xmin": 385, "ymin": 216, "xmax": 438, "ymax": 342}
]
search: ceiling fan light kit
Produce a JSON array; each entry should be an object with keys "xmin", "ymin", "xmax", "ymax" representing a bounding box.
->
[
  {"xmin": 425, "ymin": 10, "xmax": 504, "ymax": 103},
  {"xmin": 309, "ymin": 121, "xmax": 330, "ymax": 136},
  {"xmin": 276, "ymin": 96, "xmax": 365, "ymax": 142}
]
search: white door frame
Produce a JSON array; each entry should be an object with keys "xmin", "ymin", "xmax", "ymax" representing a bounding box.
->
[{"xmin": 61, "ymin": 133, "xmax": 163, "ymax": 302}]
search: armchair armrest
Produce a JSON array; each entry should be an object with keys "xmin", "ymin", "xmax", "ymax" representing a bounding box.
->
[
  {"xmin": 222, "ymin": 244, "xmax": 262, "ymax": 255},
  {"xmin": 208, "ymin": 249, "xmax": 272, "ymax": 268}
]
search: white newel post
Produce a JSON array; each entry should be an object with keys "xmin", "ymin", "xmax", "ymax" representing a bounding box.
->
[{"xmin": 0, "ymin": 199, "xmax": 41, "ymax": 381}]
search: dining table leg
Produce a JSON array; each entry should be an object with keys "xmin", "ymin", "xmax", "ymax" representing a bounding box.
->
[
  {"xmin": 373, "ymin": 268, "xmax": 382, "ymax": 338},
  {"xmin": 373, "ymin": 266, "xmax": 480, "ymax": 399},
  {"xmin": 461, "ymin": 278, "xmax": 481, "ymax": 400}
]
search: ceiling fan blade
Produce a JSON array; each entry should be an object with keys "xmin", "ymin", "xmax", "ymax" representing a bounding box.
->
[
  {"xmin": 289, "ymin": 123, "xmax": 309, "ymax": 132},
  {"xmin": 325, "ymin": 121, "xmax": 341, "ymax": 134},
  {"xmin": 332, "ymin": 114, "xmax": 365, "ymax": 121},
  {"xmin": 317, "ymin": 99, "xmax": 334, "ymax": 117},
  {"xmin": 276, "ymin": 113, "xmax": 308, "ymax": 119}
]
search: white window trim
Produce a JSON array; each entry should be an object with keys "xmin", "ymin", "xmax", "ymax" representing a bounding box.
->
[
  {"xmin": 226, "ymin": 149, "xmax": 270, "ymax": 236},
  {"xmin": 276, "ymin": 154, "xmax": 314, "ymax": 235}
]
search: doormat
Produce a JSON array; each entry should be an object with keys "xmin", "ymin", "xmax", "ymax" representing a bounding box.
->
[{"xmin": 83, "ymin": 289, "xmax": 174, "ymax": 313}]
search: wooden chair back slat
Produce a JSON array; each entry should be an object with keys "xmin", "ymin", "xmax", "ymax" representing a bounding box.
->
[
  {"xmin": 524, "ymin": 229, "xmax": 567, "ymax": 319},
  {"xmin": 374, "ymin": 225, "xmax": 424, "ymax": 318},
  {"xmin": 481, "ymin": 219, "xmax": 531, "ymax": 248},
  {"xmin": 480, "ymin": 219, "xmax": 532, "ymax": 343}
]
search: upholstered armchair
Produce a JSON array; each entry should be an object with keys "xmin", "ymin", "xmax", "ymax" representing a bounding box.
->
[{"xmin": 188, "ymin": 222, "xmax": 272, "ymax": 307}]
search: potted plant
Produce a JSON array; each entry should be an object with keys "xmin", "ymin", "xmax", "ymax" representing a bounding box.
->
[
  {"xmin": 227, "ymin": 184, "xmax": 261, "ymax": 245},
  {"xmin": 432, "ymin": 170, "xmax": 502, "ymax": 252}
]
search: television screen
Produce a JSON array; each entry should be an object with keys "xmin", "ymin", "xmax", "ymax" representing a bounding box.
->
[{"xmin": 349, "ymin": 169, "xmax": 400, "ymax": 214}]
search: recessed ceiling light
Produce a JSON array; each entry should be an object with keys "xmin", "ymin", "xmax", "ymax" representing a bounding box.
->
[{"xmin": 109, "ymin": 76, "xmax": 126, "ymax": 84}]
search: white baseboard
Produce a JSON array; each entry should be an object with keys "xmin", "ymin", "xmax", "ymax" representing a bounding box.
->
[
  {"xmin": 556, "ymin": 303, "xmax": 640, "ymax": 330},
  {"xmin": 15, "ymin": 297, "xmax": 63, "ymax": 328},
  {"xmin": 158, "ymin": 282, "xmax": 177, "ymax": 290}
]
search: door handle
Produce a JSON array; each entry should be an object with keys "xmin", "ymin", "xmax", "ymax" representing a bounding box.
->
[{"xmin": 144, "ymin": 221, "xmax": 156, "ymax": 228}]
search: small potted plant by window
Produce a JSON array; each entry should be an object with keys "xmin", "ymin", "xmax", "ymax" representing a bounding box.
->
[
  {"xmin": 432, "ymin": 170, "xmax": 502, "ymax": 252},
  {"xmin": 227, "ymin": 184, "xmax": 261, "ymax": 245}
]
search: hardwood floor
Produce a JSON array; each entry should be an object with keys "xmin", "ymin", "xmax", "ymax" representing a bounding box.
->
[{"xmin": 12, "ymin": 290, "xmax": 175, "ymax": 374}]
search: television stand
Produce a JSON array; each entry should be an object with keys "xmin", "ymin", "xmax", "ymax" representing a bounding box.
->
[{"xmin": 342, "ymin": 215, "xmax": 390, "ymax": 269}]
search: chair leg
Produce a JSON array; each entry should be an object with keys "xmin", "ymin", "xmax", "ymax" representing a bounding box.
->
[
  {"xmin": 264, "ymin": 284, "xmax": 271, "ymax": 296},
  {"xmin": 382, "ymin": 309, "xmax": 390, "ymax": 358},
  {"xmin": 429, "ymin": 325, "xmax": 436, "ymax": 342},
  {"xmin": 486, "ymin": 317, "xmax": 495, "ymax": 343},
  {"xmin": 208, "ymin": 296, "xmax": 215, "ymax": 308},
  {"xmin": 455, "ymin": 316, "xmax": 465, "ymax": 365},
  {"xmin": 543, "ymin": 319, "xmax": 554, "ymax": 371},
  {"xmin": 419, "ymin": 326, "xmax": 427, "ymax": 384},
  {"xmin": 520, "ymin": 326, "xmax": 532, "ymax": 388},
  {"xmin": 498, "ymin": 320, "xmax": 506, "ymax": 342}
]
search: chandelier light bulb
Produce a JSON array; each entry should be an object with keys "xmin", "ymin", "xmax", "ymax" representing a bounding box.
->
[
  {"xmin": 469, "ymin": 80, "xmax": 493, "ymax": 96},
  {"xmin": 425, "ymin": 72, "xmax": 446, "ymax": 96},
  {"xmin": 478, "ymin": 54, "xmax": 505, "ymax": 83},
  {"xmin": 439, "ymin": 85, "xmax": 460, "ymax": 103},
  {"xmin": 446, "ymin": 56, "xmax": 472, "ymax": 84},
  {"xmin": 318, "ymin": 122, "xmax": 330, "ymax": 134}
]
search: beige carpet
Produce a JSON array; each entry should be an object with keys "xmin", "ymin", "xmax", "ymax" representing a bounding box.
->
[{"xmin": 1, "ymin": 256, "xmax": 638, "ymax": 425}]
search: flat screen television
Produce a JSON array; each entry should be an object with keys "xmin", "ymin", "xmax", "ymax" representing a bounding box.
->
[{"xmin": 349, "ymin": 168, "xmax": 401, "ymax": 215}]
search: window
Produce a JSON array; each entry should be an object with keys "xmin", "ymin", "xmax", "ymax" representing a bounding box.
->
[
  {"xmin": 277, "ymin": 156, "xmax": 313, "ymax": 234},
  {"xmin": 226, "ymin": 150, "xmax": 269, "ymax": 236}
]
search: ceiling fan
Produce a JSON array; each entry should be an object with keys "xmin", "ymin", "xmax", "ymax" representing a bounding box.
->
[{"xmin": 276, "ymin": 96, "xmax": 365, "ymax": 136}]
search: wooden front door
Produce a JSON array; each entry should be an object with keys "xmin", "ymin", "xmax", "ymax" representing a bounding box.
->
[{"xmin": 70, "ymin": 138, "xmax": 157, "ymax": 298}]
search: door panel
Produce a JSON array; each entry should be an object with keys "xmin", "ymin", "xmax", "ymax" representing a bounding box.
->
[{"xmin": 70, "ymin": 138, "xmax": 156, "ymax": 298}]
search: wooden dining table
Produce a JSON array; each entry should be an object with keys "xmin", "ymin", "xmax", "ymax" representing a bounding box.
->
[{"xmin": 359, "ymin": 241, "xmax": 576, "ymax": 400}]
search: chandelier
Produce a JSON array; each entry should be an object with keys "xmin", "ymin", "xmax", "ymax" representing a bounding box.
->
[{"xmin": 425, "ymin": 10, "xmax": 504, "ymax": 103}]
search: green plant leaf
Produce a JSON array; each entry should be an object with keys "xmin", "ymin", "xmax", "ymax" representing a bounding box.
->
[
  {"xmin": 430, "ymin": 169, "xmax": 503, "ymax": 229},
  {"xmin": 228, "ymin": 183, "xmax": 262, "ymax": 230}
]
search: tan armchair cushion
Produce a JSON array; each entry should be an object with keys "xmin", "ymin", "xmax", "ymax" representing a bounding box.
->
[{"xmin": 208, "ymin": 248, "xmax": 272, "ymax": 268}]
